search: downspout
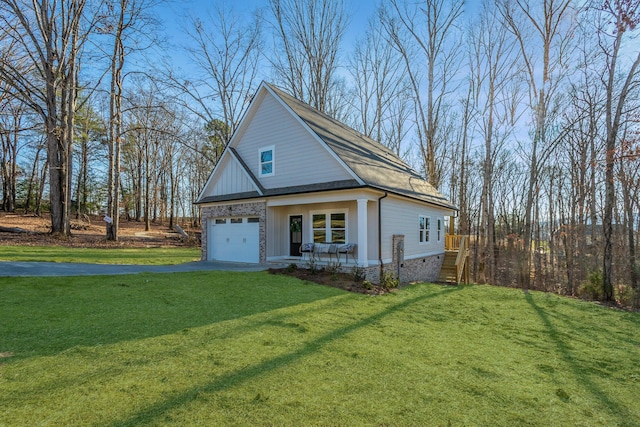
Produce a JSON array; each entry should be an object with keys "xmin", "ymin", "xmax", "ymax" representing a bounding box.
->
[{"xmin": 378, "ymin": 191, "xmax": 388, "ymax": 280}]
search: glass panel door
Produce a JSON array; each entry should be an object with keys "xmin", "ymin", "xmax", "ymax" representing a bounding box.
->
[{"xmin": 289, "ymin": 215, "xmax": 302, "ymax": 256}]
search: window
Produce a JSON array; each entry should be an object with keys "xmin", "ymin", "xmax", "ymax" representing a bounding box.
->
[
  {"xmin": 259, "ymin": 146, "xmax": 274, "ymax": 177},
  {"xmin": 437, "ymin": 218, "xmax": 442, "ymax": 241},
  {"xmin": 312, "ymin": 211, "xmax": 346, "ymax": 243},
  {"xmin": 215, "ymin": 219, "xmax": 226, "ymax": 224},
  {"xmin": 419, "ymin": 215, "xmax": 430, "ymax": 243},
  {"xmin": 247, "ymin": 217, "xmax": 260, "ymax": 223},
  {"xmin": 230, "ymin": 218, "xmax": 243, "ymax": 224}
]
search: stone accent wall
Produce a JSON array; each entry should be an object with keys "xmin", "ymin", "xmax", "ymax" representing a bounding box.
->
[
  {"xmin": 362, "ymin": 255, "xmax": 443, "ymax": 285},
  {"xmin": 363, "ymin": 266, "xmax": 380, "ymax": 284},
  {"xmin": 395, "ymin": 253, "xmax": 444, "ymax": 284},
  {"xmin": 377, "ymin": 233, "xmax": 444, "ymax": 284},
  {"xmin": 305, "ymin": 255, "xmax": 443, "ymax": 286},
  {"xmin": 200, "ymin": 202, "xmax": 267, "ymax": 262}
]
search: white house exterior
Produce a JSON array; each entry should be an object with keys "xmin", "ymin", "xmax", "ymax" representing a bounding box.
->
[{"xmin": 195, "ymin": 82, "xmax": 456, "ymax": 284}]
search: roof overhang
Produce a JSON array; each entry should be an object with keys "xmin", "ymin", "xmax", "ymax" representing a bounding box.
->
[{"xmin": 196, "ymin": 181, "xmax": 457, "ymax": 213}]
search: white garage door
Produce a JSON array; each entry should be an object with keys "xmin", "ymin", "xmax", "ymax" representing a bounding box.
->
[{"xmin": 208, "ymin": 217, "xmax": 260, "ymax": 263}]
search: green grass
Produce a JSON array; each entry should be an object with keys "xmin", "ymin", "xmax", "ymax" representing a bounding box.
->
[
  {"xmin": 0, "ymin": 245, "xmax": 201, "ymax": 265},
  {"xmin": 1, "ymin": 273, "xmax": 639, "ymax": 426}
]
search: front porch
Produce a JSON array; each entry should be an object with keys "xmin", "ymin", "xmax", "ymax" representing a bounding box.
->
[{"xmin": 266, "ymin": 194, "xmax": 375, "ymax": 267}]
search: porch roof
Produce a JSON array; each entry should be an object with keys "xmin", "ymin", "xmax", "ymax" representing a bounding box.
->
[{"xmin": 195, "ymin": 179, "xmax": 361, "ymax": 204}]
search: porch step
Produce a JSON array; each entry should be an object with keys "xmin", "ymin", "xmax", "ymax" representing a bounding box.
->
[{"xmin": 438, "ymin": 251, "xmax": 460, "ymax": 283}]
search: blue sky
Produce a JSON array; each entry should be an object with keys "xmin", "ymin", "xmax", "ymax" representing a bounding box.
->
[
  {"xmin": 148, "ymin": 0, "xmax": 383, "ymax": 89},
  {"xmin": 155, "ymin": 0, "xmax": 379, "ymax": 56},
  {"xmin": 153, "ymin": 0, "xmax": 482, "ymax": 72}
]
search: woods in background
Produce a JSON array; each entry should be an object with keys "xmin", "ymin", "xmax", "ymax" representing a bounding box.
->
[{"xmin": 1, "ymin": 0, "xmax": 639, "ymax": 305}]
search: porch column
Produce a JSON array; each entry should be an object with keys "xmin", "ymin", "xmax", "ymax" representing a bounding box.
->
[{"xmin": 357, "ymin": 199, "xmax": 368, "ymax": 266}]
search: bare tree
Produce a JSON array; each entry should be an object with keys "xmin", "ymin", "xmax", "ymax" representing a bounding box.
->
[
  {"xmin": 268, "ymin": 0, "xmax": 348, "ymax": 117},
  {"xmin": 453, "ymin": 77, "xmax": 477, "ymax": 237},
  {"xmin": 469, "ymin": 0, "xmax": 520, "ymax": 285},
  {"xmin": 118, "ymin": 78, "xmax": 189, "ymax": 231},
  {"xmin": 0, "ymin": 0, "xmax": 89, "ymax": 235},
  {"xmin": 97, "ymin": 0, "xmax": 160, "ymax": 240},
  {"xmin": 23, "ymin": 138, "xmax": 44, "ymax": 214},
  {"xmin": 556, "ymin": 34, "xmax": 606, "ymax": 294},
  {"xmin": 179, "ymin": 3, "xmax": 262, "ymax": 145},
  {"xmin": 596, "ymin": 0, "xmax": 640, "ymax": 301},
  {"xmin": 618, "ymin": 125, "xmax": 640, "ymax": 304},
  {"xmin": 381, "ymin": 0, "xmax": 464, "ymax": 188},
  {"xmin": 499, "ymin": 0, "xmax": 575, "ymax": 289},
  {"xmin": 74, "ymin": 102, "xmax": 105, "ymax": 218},
  {"xmin": 349, "ymin": 14, "xmax": 411, "ymax": 154},
  {"xmin": 0, "ymin": 87, "xmax": 26, "ymax": 212}
]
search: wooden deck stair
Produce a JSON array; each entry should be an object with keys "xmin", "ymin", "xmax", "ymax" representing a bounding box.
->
[
  {"xmin": 438, "ymin": 250, "xmax": 459, "ymax": 283},
  {"xmin": 438, "ymin": 235, "xmax": 470, "ymax": 284}
]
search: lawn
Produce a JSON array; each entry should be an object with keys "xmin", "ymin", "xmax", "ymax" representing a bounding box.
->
[
  {"xmin": 0, "ymin": 245, "xmax": 201, "ymax": 265},
  {"xmin": 1, "ymin": 272, "xmax": 639, "ymax": 426}
]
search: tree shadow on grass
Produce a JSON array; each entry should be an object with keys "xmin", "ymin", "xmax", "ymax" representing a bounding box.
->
[
  {"xmin": 108, "ymin": 285, "xmax": 463, "ymax": 427},
  {"xmin": 524, "ymin": 292, "xmax": 635, "ymax": 425},
  {"xmin": 1, "ymin": 293, "xmax": 363, "ymax": 406},
  {"xmin": 0, "ymin": 271, "xmax": 347, "ymax": 361}
]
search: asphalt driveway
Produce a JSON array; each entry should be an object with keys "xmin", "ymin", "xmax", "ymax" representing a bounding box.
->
[{"xmin": 0, "ymin": 260, "xmax": 284, "ymax": 277}]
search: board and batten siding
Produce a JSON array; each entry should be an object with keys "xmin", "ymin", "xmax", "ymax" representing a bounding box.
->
[
  {"xmin": 234, "ymin": 92, "xmax": 352, "ymax": 189},
  {"xmin": 380, "ymin": 196, "xmax": 449, "ymax": 261},
  {"xmin": 205, "ymin": 156, "xmax": 257, "ymax": 197}
]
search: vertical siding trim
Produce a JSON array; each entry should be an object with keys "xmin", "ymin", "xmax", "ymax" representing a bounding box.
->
[{"xmin": 378, "ymin": 192, "xmax": 388, "ymax": 277}]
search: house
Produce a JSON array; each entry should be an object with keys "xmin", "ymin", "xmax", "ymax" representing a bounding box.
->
[{"xmin": 195, "ymin": 82, "xmax": 457, "ymax": 284}]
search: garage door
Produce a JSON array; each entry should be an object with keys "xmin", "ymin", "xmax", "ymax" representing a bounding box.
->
[{"xmin": 208, "ymin": 217, "xmax": 260, "ymax": 263}]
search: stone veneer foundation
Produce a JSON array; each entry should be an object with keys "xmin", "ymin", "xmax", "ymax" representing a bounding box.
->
[
  {"xmin": 359, "ymin": 256, "xmax": 443, "ymax": 285},
  {"xmin": 341, "ymin": 234, "xmax": 444, "ymax": 285},
  {"xmin": 392, "ymin": 253, "xmax": 444, "ymax": 284},
  {"xmin": 200, "ymin": 202, "xmax": 267, "ymax": 262}
]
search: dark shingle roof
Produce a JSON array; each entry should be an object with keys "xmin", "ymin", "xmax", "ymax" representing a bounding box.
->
[{"xmin": 266, "ymin": 84, "xmax": 455, "ymax": 210}]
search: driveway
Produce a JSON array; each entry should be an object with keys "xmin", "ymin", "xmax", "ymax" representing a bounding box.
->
[{"xmin": 0, "ymin": 260, "xmax": 285, "ymax": 277}]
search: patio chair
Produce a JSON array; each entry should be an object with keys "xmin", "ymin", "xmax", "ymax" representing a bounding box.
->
[
  {"xmin": 337, "ymin": 243, "xmax": 356, "ymax": 263},
  {"xmin": 299, "ymin": 242, "xmax": 314, "ymax": 261},
  {"xmin": 312, "ymin": 242, "xmax": 337, "ymax": 263}
]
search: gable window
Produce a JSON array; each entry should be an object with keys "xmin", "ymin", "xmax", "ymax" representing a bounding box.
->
[
  {"xmin": 312, "ymin": 211, "xmax": 346, "ymax": 243},
  {"xmin": 259, "ymin": 146, "xmax": 274, "ymax": 177},
  {"xmin": 419, "ymin": 215, "xmax": 430, "ymax": 243}
]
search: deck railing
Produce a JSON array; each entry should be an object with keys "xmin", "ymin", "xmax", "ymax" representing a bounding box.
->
[
  {"xmin": 455, "ymin": 236, "xmax": 468, "ymax": 284},
  {"xmin": 445, "ymin": 234, "xmax": 464, "ymax": 250}
]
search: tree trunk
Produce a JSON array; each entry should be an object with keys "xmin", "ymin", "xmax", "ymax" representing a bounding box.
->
[
  {"xmin": 46, "ymin": 116, "xmax": 66, "ymax": 234},
  {"xmin": 106, "ymin": 2, "xmax": 127, "ymax": 241},
  {"xmin": 602, "ymin": 20, "xmax": 640, "ymax": 302},
  {"xmin": 36, "ymin": 159, "xmax": 48, "ymax": 217},
  {"xmin": 520, "ymin": 88, "xmax": 545, "ymax": 291}
]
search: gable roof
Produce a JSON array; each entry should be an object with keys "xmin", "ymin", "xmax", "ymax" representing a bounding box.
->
[
  {"xmin": 197, "ymin": 82, "xmax": 455, "ymax": 210},
  {"xmin": 265, "ymin": 84, "xmax": 454, "ymax": 209}
]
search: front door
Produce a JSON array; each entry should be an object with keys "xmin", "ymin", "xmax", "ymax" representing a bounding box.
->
[{"xmin": 289, "ymin": 215, "xmax": 302, "ymax": 256}]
